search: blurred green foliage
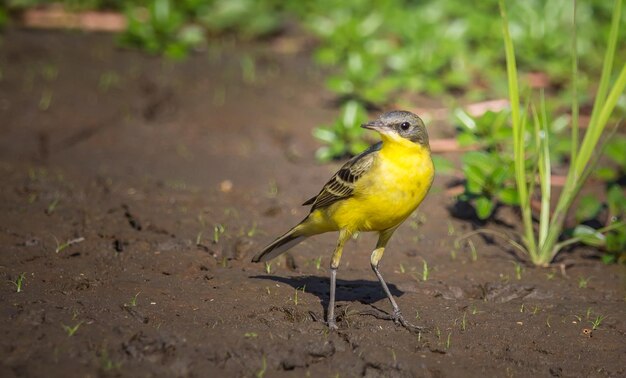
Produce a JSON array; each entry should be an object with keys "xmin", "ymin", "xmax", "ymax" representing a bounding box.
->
[
  {"xmin": 574, "ymin": 183, "xmax": 626, "ymax": 264},
  {"xmin": 303, "ymin": 0, "xmax": 624, "ymax": 159},
  {"xmin": 453, "ymin": 107, "xmax": 575, "ymax": 220},
  {"xmin": 313, "ymin": 100, "xmax": 371, "ymax": 161},
  {"xmin": 574, "ymin": 135, "xmax": 626, "ymax": 263}
]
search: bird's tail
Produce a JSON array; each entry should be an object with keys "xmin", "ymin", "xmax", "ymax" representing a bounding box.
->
[{"xmin": 251, "ymin": 226, "xmax": 307, "ymax": 263}]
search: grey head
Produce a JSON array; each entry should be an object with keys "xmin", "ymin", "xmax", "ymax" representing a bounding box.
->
[{"xmin": 361, "ymin": 110, "xmax": 429, "ymax": 147}]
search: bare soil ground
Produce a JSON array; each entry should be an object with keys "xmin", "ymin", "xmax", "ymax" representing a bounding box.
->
[{"xmin": 1, "ymin": 29, "xmax": 625, "ymax": 377}]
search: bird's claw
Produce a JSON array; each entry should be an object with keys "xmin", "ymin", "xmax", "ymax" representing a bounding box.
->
[
  {"xmin": 309, "ymin": 310, "xmax": 339, "ymax": 330},
  {"xmin": 392, "ymin": 309, "xmax": 424, "ymax": 332},
  {"xmin": 327, "ymin": 320, "xmax": 338, "ymax": 331}
]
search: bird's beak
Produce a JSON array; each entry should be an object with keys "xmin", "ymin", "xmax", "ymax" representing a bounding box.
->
[{"xmin": 361, "ymin": 120, "xmax": 386, "ymax": 132}]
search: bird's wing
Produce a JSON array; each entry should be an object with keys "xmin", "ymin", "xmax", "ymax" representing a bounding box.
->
[{"xmin": 303, "ymin": 142, "xmax": 381, "ymax": 210}]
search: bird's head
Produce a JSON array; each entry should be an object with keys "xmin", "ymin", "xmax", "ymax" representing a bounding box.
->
[{"xmin": 361, "ymin": 110, "xmax": 429, "ymax": 148}]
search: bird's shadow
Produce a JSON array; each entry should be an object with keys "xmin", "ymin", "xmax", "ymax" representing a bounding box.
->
[{"xmin": 250, "ymin": 274, "xmax": 404, "ymax": 319}]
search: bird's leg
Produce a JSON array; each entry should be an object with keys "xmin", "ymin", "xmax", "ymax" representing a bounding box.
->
[
  {"xmin": 368, "ymin": 228, "xmax": 422, "ymax": 331},
  {"xmin": 327, "ymin": 229, "xmax": 351, "ymax": 330}
]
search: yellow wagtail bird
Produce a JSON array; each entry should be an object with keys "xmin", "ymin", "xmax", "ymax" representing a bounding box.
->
[{"xmin": 252, "ymin": 110, "xmax": 434, "ymax": 330}]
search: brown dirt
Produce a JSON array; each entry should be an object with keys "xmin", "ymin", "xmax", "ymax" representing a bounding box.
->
[{"xmin": 1, "ymin": 29, "xmax": 625, "ymax": 378}]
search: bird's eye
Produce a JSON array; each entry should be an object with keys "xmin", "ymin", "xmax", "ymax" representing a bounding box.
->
[{"xmin": 400, "ymin": 122, "xmax": 410, "ymax": 131}]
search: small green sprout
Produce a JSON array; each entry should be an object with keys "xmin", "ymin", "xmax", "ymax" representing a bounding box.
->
[
  {"xmin": 446, "ymin": 332, "xmax": 452, "ymax": 349},
  {"xmin": 256, "ymin": 355, "xmax": 267, "ymax": 378},
  {"xmin": 578, "ymin": 276, "xmax": 591, "ymax": 288},
  {"xmin": 461, "ymin": 312, "xmax": 467, "ymax": 331},
  {"xmin": 247, "ymin": 222, "xmax": 258, "ymax": 237},
  {"xmin": 313, "ymin": 256, "xmax": 323, "ymax": 270},
  {"xmin": 264, "ymin": 262, "xmax": 272, "ymax": 274},
  {"xmin": 46, "ymin": 197, "xmax": 60, "ymax": 215},
  {"xmin": 195, "ymin": 232, "xmax": 203, "ymax": 245},
  {"xmin": 591, "ymin": 314, "xmax": 607, "ymax": 330},
  {"xmin": 468, "ymin": 239, "xmax": 478, "ymax": 261},
  {"xmin": 128, "ymin": 292, "xmax": 140, "ymax": 307},
  {"xmin": 54, "ymin": 236, "xmax": 85, "ymax": 254},
  {"xmin": 213, "ymin": 224, "xmax": 225, "ymax": 243},
  {"xmin": 240, "ymin": 55, "xmax": 256, "ymax": 84},
  {"xmin": 39, "ymin": 89, "xmax": 53, "ymax": 111},
  {"xmin": 62, "ymin": 322, "xmax": 82, "ymax": 337},
  {"xmin": 512, "ymin": 262, "xmax": 523, "ymax": 280},
  {"xmin": 11, "ymin": 273, "xmax": 26, "ymax": 293},
  {"xmin": 399, "ymin": 263, "xmax": 406, "ymax": 274},
  {"xmin": 292, "ymin": 286, "xmax": 306, "ymax": 306},
  {"xmin": 422, "ymin": 260, "xmax": 429, "ymax": 281},
  {"xmin": 267, "ymin": 180, "xmax": 278, "ymax": 197},
  {"xmin": 245, "ymin": 332, "xmax": 258, "ymax": 338},
  {"xmin": 99, "ymin": 347, "xmax": 121, "ymax": 371},
  {"xmin": 447, "ymin": 221, "xmax": 455, "ymax": 236}
]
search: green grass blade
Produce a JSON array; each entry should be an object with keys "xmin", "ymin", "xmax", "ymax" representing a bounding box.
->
[
  {"xmin": 542, "ymin": 0, "xmax": 624, "ymax": 264},
  {"xmin": 570, "ymin": 0, "xmax": 579, "ymax": 166},
  {"xmin": 537, "ymin": 91, "xmax": 552, "ymax": 246},
  {"xmin": 575, "ymin": 62, "xmax": 626, "ymax": 178},
  {"xmin": 586, "ymin": 0, "xmax": 622, "ymax": 132},
  {"xmin": 500, "ymin": 0, "xmax": 535, "ymax": 257}
]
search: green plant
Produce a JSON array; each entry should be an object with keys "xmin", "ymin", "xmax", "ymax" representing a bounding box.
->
[
  {"xmin": 128, "ymin": 292, "xmax": 141, "ymax": 307},
  {"xmin": 578, "ymin": 276, "xmax": 591, "ymax": 288},
  {"xmin": 120, "ymin": 0, "xmax": 205, "ymax": 59},
  {"xmin": 313, "ymin": 256, "xmax": 323, "ymax": 270},
  {"xmin": 500, "ymin": 0, "xmax": 626, "ymax": 266},
  {"xmin": 0, "ymin": 5, "xmax": 8, "ymax": 29},
  {"xmin": 512, "ymin": 262, "xmax": 523, "ymax": 280},
  {"xmin": 292, "ymin": 286, "xmax": 306, "ymax": 305},
  {"xmin": 455, "ymin": 107, "xmax": 573, "ymax": 220},
  {"xmin": 99, "ymin": 347, "xmax": 122, "ymax": 371},
  {"xmin": 311, "ymin": 0, "xmax": 622, "ymax": 160},
  {"xmin": 459, "ymin": 149, "xmax": 517, "ymax": 219},
  {"xmin": 213, "ymin": 224, "xmax": 225, "ymax": 243},
  {"xmin": 54, "ymin": 236, "xmax": 85, "ymax": 254},
  {"xmin": 594, "ymin": 135, "xmax": 626, "ymax": 183},
  {"xmin": 10, "ymin": 273, "xmax": 26, "ymax": 293},
  {"xmin": 62, "ymin": 322, "xmax": 82, "ymax": 337},
  {"xmin": 422, "ymin": 259, "xmax": 429, "ymax": 281},
  {"xmin": 313, "ymin": 101, "xmax": 370, "ymax": 161},
  {"xmin": 256, "ymin": 355, "xmax": 267, "ymax": 378},
  {"xmin": 591, "ymin": 314, "xmax": 607, "ymax": 330},
  {"xmin": 573, "ymin": 184, "xmax": 626, "ymax": 263},
  {"xmin": 200, "ymin": 0, "xmax": 282, "ymax": 39}
]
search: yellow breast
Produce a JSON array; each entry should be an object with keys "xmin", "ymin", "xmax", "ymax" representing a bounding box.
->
[{"xmin": 332, "ymin": 140, "xmax": 434, "ymax": 232}]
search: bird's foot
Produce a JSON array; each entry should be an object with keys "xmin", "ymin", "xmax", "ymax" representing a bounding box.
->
[
  {"xmin": 392, "ymin": 309, "xmax": 423, "ymax": 332},
  {"xmin": 359, "ymin": 307, "xmax": 424, "ymax": 333},
  {"xmin": 327, "ymin": 320, "xmax": 338, "ymax": 331},
  {"xmin": 308, "ymin": 310, "xmax": 339, "ymax": 330}
]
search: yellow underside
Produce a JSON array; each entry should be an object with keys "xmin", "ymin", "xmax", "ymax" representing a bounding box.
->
[{"xmin": 300, "ymin": 134, "xmax": 434, "ymax": 235}]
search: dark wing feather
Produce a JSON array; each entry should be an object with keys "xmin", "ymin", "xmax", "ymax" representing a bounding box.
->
[{"xmin": 303, "ymin": 142, "xmax": 381, "ymax": 211}]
